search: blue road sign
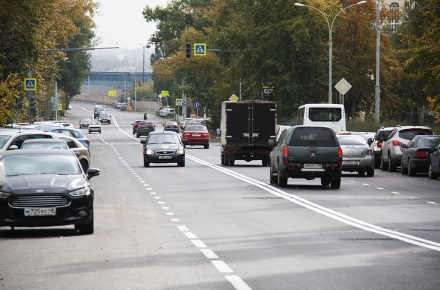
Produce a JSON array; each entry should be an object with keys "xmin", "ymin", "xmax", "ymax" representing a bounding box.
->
[
  {"xmin": 194, "ymin": 102, "xmax": 201, "ymax": 108},
  {"xmin": 183, "ymin": 102, "xmax": 187, "ymax": 107},
  {"xmin": 24, "ymin": 78, "xmax": 37, "ymax": 91}
]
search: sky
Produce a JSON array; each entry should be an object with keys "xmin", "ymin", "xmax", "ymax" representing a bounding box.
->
[{"xmin": 91, "ymin": 0, "xmax": 165, "ymax": 70}]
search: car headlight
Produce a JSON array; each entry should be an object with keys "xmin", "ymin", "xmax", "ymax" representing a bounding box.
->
[
  {"xmin": 177, "ymin": 148, "xmax": 184, "ymax": 154},
  {"xmin": 146, "ymin": 148, "xmax": 154, "ymax": 155},
  {"xmin": 69, "ymin": 187, "xmax": 91, "ymax": 197},
  {"xmin": 0, "ymin": 192, "xmax": 11, "ymax": 199}
]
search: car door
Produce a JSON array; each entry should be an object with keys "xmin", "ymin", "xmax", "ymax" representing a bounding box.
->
[
  {"xmin": 433, "ymin": 144, "xmax": 440, "ymax": 173},
  {"xmin": 382, "ymin": 130, "xmax": 396, "ymax": 161},
  {"xmin": 271, "ymin": 128, "xmax": 288, "ymax": 172}
]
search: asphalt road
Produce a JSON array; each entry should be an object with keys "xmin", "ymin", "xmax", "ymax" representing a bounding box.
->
[{"xmin": 1, "ymin": 103, "xmax": 439, "ymax": 290}]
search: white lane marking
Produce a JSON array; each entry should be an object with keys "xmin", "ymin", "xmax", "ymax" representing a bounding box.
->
[
  {"xmin": 392, "ymin": 192, "xmax": 400, "ymax": 194},
  {"xmin": 349, "ymin": 180, "xmax": 357, "ymax": 183},
  {"xmin": 177, "ymin": 226, "xmax": 189, "ymax": 232},
  {"xmin": 200, "ymin": 249, "xmax": 219, "ymax": 259},
  {"xmin": 98, "ymin": 134, "xmax": 108, "ymax": 145},
  {"xmin": 186, "ymin": 155, "xmax": 440, "ymax": 252},
  {"xmin": 150, "ymin": 192, "xmax": 156, "ymax": 195},
  {"xmin": 158, "ymin": 202, "xmax": 165, "ymax": 204},
  {"xmin": 191, "ymin": 240, "xmax": 207, "ymax": 248},
  {"xmin": 154, "ymin": 197, "xmax": 160, "ymax": 199},
  {"xmin": 408, "ymin": 196, "xmax": 418, "ymax": 199},
  {"xmin": 362, "ymin": 184, "xmax": 369, "ymax": 186},
  {"xmin": 171, "ymin": 219, "xmax": 180, "ymax": 222},
  {"xmin": 146, "ymin": 187, "xmax": 153, "ymax": 189},
  {"xmin": 376, "ymin": 187, "xmax": 384, "ymax": 189},
  {"xmin": 140, "ymin": 180, "xmax": 145, "ymax": 183},
  {"xmin": 184, "ymin": 232, "xmax": 198, "ymax": 239},
  {"xmin": 211, "ymin": 261, "xmax": 233, "ymax": 273},
  {"xmin": 427, "ymin": 201, "xmax": 438, "ymax": 205},
  {"xmin": 162, "ymin": 207, "xmax": 170, "ymax": 210},
  {"xmin": 166, "ymin": 212, "xmax": 174, "ymax": 215},
  {"xmin": 225, "ymin": 275, "xmax": 252, "ymax": 290}
]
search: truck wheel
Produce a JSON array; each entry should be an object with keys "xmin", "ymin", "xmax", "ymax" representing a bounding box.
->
[
  {"xmin": 278, "ymin": 172, "xmax": 287, "ymax": 188},
  {"xmin": 321, "ymin": 177, "xmax": 331, "ymax": 186},
  {"xmin": 367, "ymin": 167, "xmax": 374, "ymax": 177},
  {"xmin": 331, "ymin": 174, "xmax": 341, "ymax": 189},
  {"xmin": 229, "ymin": 160, "xmax": 235, "ymax": 166}
]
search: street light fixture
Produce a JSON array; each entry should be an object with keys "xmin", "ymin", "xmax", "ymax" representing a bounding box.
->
[{"xmin": 295, "ymin": 1, "xmax": 366, "ymax": 104}]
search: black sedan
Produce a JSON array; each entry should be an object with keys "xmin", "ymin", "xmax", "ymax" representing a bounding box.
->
[
  {"xmin": 79, "ymin": 118, "xmax": 91, "ymax": 128},
  {"xmin": 140, "ymin": 132, "xmax": 185, "ymax": 167},
  {"xmin": 401, "ymin": 135, "xmax": 440, "ymax": 176},
  {"xmin": 0, "ymin": 149, "xmax": 100, "ymax": 234},
  {"xmin": 136, "ymin": 121, "xmax": 155, "ymax": 137},
  {"xmin": 163, "ymin": 121, "xmax": 180, "ymax": 133}
]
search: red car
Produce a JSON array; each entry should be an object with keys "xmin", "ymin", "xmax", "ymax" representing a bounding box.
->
[
  {"xmin": 182, "ymin": 125, "xmax": 210, "ymax": 149},
  {"xmin": 132, "ymin": 120, "xmax": 146, "ymax": 134}
]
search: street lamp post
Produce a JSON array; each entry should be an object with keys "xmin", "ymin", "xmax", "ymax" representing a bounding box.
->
[{"xmin": 295, "ymin": 1, "xmax": 366, "ymax": 104}]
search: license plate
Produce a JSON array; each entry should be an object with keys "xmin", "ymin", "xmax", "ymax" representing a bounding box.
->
[
  {"xmin": 192, "ymin": 134, "xmax": 201, "ymax": 137},
  {"xmin": 24, "ymin": 208, "xmax": 56, "ymax": 216},
  {"xmin": 158, "ymin": 156, "xmax": 172, "ymax": 159},
  {"xmin": 342, "ymin": 160, "xmax": 359, "ymax": 165},
  {"xmin": 303, "ymin": 164, "xmax": 322, "ymax": 169}
]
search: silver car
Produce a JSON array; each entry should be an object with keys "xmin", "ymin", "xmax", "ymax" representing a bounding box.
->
[{"xmin": 336, "ymin": 135, "xmax": 374, "ymax": 177}]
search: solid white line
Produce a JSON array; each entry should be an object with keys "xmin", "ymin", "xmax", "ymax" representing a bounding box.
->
[
  {"xmin": 186, "ymin": 154, "xmax": 440, "ymax": 252},
  {"xmin": 200, "ymin": 249, "xmax": 219, "ymax": 259},
  {"xmin": 191, "ymin": 240, "xmax": 207, "ymax": 248},
  {"xmin": 184, "ymin": 232, "xmax": 198, "ymax": 239},
  {"xmin": 225, "ymin": 275, "xmax": 252, "ymax": 290},
  {"xmin": 211, "ymin": 260, "xmax": 233, "ymax": 273}
]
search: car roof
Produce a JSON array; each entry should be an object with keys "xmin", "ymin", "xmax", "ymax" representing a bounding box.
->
[{"xmin": 149, "ymin": 131, "xmax": 179, "ymax": 136}]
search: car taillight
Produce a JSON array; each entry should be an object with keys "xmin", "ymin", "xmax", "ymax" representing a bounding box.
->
[
  {"xmin": 338, "ymin": 147, "xmax": 343, "ymax": 158},
  {"xmin": 283, "ymin": 146, "xmax": 288, "ymax": 157},
  {"xmin": 183, "ymin": 133, "xmax": 189, "ymax": 138},
  {"xmin": 361, "ymin": 149, "xmax": 373, "ymax": 155},
  {"xmin": 392, "ymin": 140, "xmax": 403, "ymax": 146},
  {"xmin": 414, "ymin": 152, "xmax": 428, "ymax": 158},
  {"xmin": 377, "ymin": 140, "xmax": 383, "ymax": 148},
  {"xmin": 202, "ymin": 133, "xmax": 209, "ymax": 137}
]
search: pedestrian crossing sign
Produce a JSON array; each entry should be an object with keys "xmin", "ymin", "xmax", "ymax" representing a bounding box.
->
[
  {"xmin": 24, "ymin": 78, "xmax": 37, "ymax": 91},
  {"xmin": 194, "ymin": 43, "xmax": 206, "ymax": 56}
]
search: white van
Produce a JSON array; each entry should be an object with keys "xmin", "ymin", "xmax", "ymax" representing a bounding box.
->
[{"xmin": 297, "ymin": 104, "xmax": 346, "ymax": 132}]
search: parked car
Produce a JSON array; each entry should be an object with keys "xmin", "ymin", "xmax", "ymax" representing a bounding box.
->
[
  {"xmin": 136, "ymin": 121, "xmax": 155, "ymax": 137},
  {"xmin": 381, "ymin": 126, "xmax": 434, "ymax": 172},
  {"xmin": 164, "ymin": 121, "xmax": 180, "ymax": 133},
  {"xmin": 120, "ymin": 103, "xmax": 128, "ymax": 111},
  {"xmin": 0, "ymin": 149, "xmax": 100, "ymax": 234},
  {"xmin": 79, "ymin": 118, "xmax": 92, "ymax": 128},
  {"xmin": 57, "ymin": 135, "xmax": 92, "ymax": 172},
  {"xmin": 336, "ymin": 134, "xmax": 374, "ymax": 177},
  {"xmin": 156, "ymin": 106, "xmax": 170, "ymax": 116},
  {"xmin": 159, "ymin": 108, "xmax": 175, "ymax": 117},
  {"xmin": 132, "ymin": 120, "xmax": 146, "ymax": 134},
  {"xmin": 20, "ymin": 139, "xmax": 69, "ymax": 150},
  {"xmin": 182, "ymin": 125, "xmax": 210, "ymax": 149},
  {"xmin": 88, "ymin": 121, "xmax": 102, "ymax": 134},
  {"xmin": 0, "ymin": 130, "xmax": 59, "ymax": 154},
  {"xmin": 38, "ymin": 127, "xmax": 90, "ymax": 151},
  {"xmin": 429, "ymin": 141, "xmax": 440, "ymax": 179},
  {"xmin": 140, "ymin": 131, "xmax": 185, "ymax": 167},
  {"xmin": 401, "ymin": 135, "xmax": 440, "ymax": 176},
  {"xmin": 275, "ymin": 125, "xmax": 291, "ymax": 142},
  {"xmin": 98, "ymin": 112, "xmax": 111, "ymax": 124},
  {"xmin": 368, "ymin": 126, "xmax": 395, "ymax": 168}
]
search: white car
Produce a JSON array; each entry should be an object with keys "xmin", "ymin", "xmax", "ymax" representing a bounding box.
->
[
  {"xmin": 0, "ymin": 130, "xmax": 60, "ymax": 153},
  {"xmin": 159, "ymin": 108, "xmax": 175, "ymax": 117},
  {"xmin": 88, "ymin": 121, "xmax": 102, "ymax": 134}
]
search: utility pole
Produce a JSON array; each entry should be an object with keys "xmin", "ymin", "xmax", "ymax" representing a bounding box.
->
[{"xmin": 375, "ymin": 0, "xmax": 381, "ymax": 122}]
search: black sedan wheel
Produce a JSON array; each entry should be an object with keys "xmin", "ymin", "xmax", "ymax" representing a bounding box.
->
[
  {"xmin": 429, "ymin": 162, "xmax": 439, "ymax": 179},
  {"xmin": 408, "ymin": 160, "xmax": 416, "ymax": 176},
  {"xmin": 75, "ymin": 212, "xmax": 94, "ymax": 235}
]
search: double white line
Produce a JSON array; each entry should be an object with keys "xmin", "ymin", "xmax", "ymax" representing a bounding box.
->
[{"xmin": 187, "ymin": 155, "xmax": 440, "ymax": 252}]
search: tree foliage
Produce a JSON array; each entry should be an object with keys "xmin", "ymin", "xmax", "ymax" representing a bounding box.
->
[{"xmin": 0, "ymin": 0, "xmax": 98, "ymax": 124}]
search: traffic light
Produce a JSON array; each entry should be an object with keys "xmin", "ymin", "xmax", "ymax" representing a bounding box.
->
[
  {"xmin": 186, "ymin": 41, "xmax": 191, "ymax": 59},
  {"xmin": 29, "ymin": 95, "xmax": 36, "ymax": 111}
]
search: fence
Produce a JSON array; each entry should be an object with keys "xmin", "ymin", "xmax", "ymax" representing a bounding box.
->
[{"xmin": 71, "ymin": 94, "xmax": 160, "ymax": 113}]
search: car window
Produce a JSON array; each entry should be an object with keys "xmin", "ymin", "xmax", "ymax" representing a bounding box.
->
[
  {"xmin": 60, "ymin": 137, "xmax": 78, "ymax": 148},
  {"xmin": 387, "ymin": 131, "xmax": 397, "ymax": 140},
  {"xmin": 398, "ymin": 129, "xmax": 433, "ymax": 140},
  {"xmin": 337, "ymin": 136, "xmax": 368, "ymax": 146},
  {"xmin": 417, "ymin": 137, "xmax": 439, "ymax": 148},
  {"xmin": 10, "ymin": 134, "xmax": 53, "ymax": 149},
  {"xmin": 288, "ymin": 127, "xmax": 338, "ymax": 147},
  {"xmin": 148, "ymin": 134, "xmax": 179, "ymax": 144},
  {"xmin": 0, "ymin": 135, "xmax": 13, "ymax": 149},
  {"xmin": 185, "ymin": 125, "xmax": 207, "ymax": 131},
  {"xmin": 376, "ymin": 130, "xmax": 392, "ymax": 141}
]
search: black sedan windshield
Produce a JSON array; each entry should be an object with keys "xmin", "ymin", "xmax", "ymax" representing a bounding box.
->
[{"xmin": 2, "ymin": 153, "xmax": 81, "ymax": 176}]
